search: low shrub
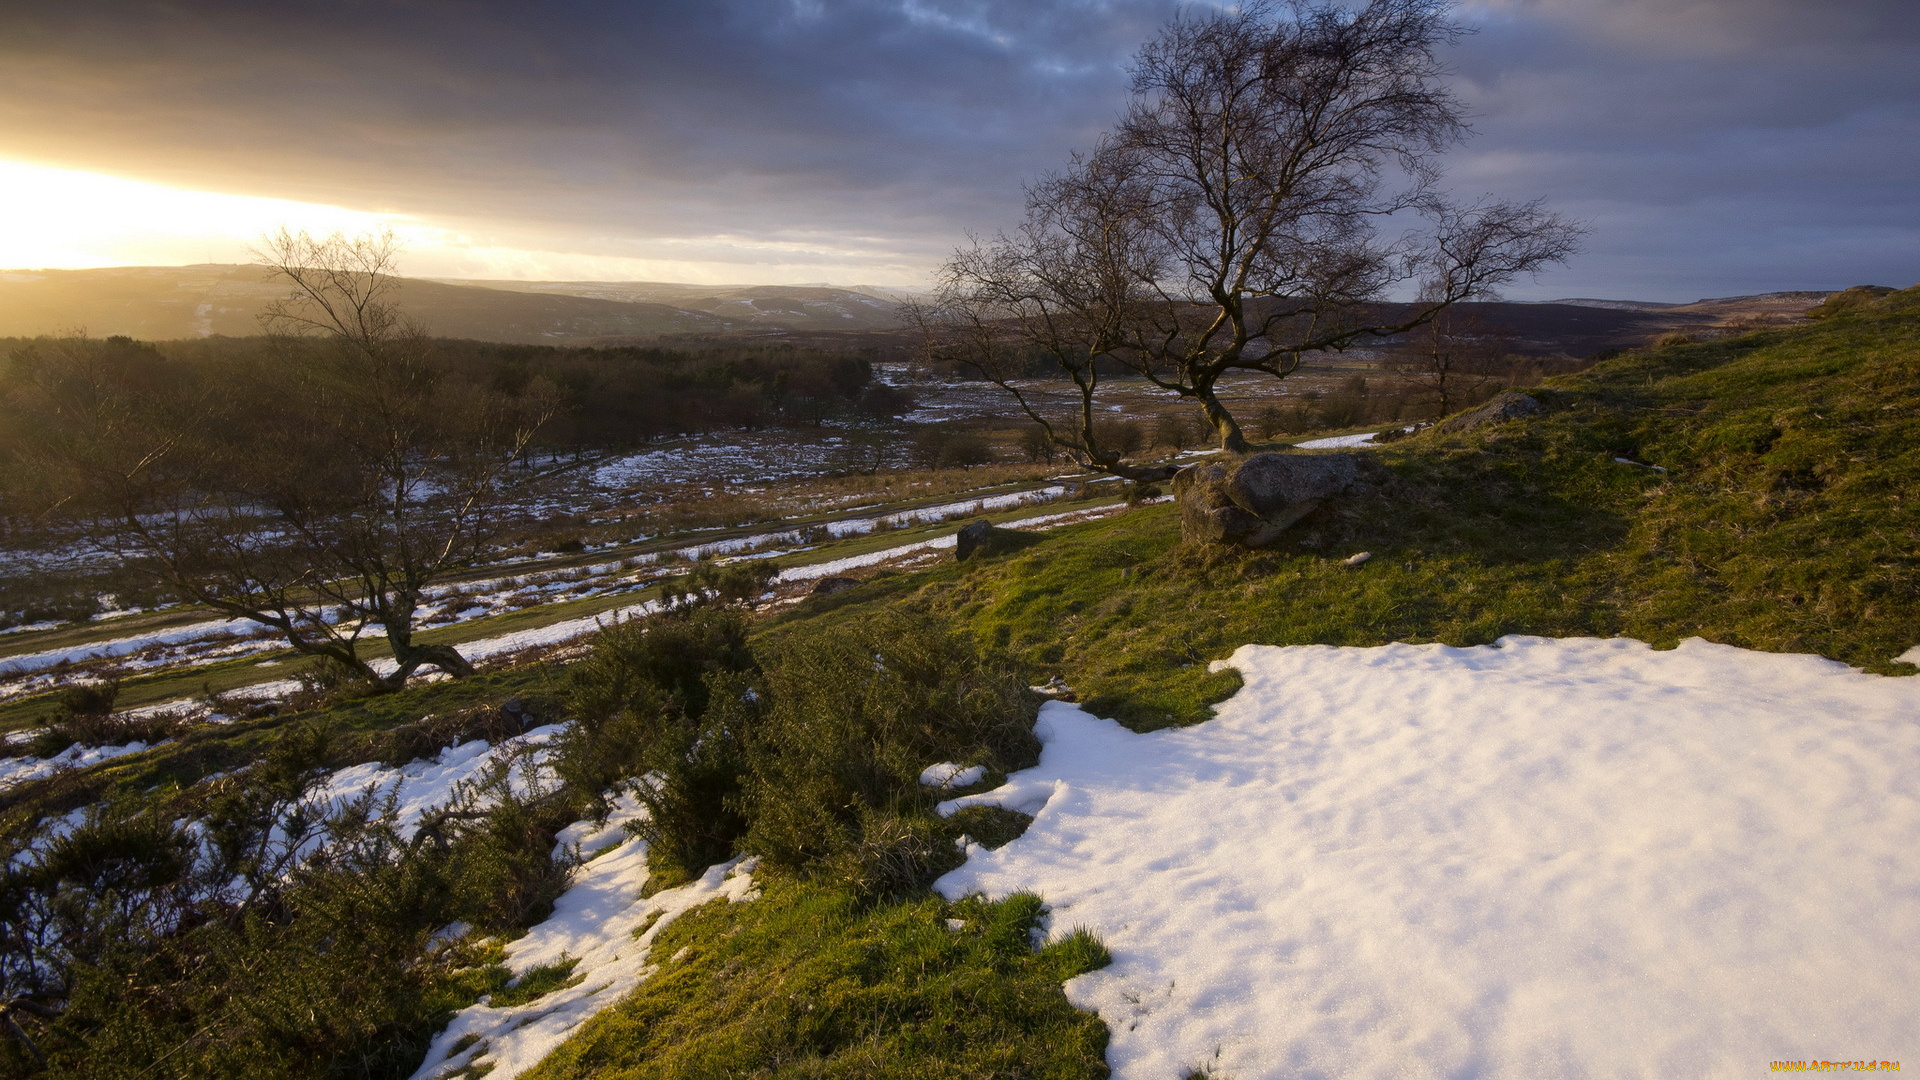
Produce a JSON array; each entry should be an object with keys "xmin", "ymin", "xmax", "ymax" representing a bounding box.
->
[{"xmin": 740, "ymin": 610, "xmax": 1038, "ymax": 896}]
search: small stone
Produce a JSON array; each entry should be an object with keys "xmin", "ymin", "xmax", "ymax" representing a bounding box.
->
[{"xmin": 1343, "ymin": 551, "xmax": 1372, "ymax": 567}]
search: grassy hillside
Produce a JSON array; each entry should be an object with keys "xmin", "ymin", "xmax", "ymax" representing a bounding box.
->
[
  {"xmin": 4, "ymin": 286, "xmax": 1913, "ymax": 1079},
  {"xmin": 775, "ymin": 285, "xmax": 1920, "ymax": 728}
]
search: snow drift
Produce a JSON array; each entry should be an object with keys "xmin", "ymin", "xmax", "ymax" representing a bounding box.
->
[{"xmin": 937, "ymin": 636, "xmax": 1920, "ymax": 1079}]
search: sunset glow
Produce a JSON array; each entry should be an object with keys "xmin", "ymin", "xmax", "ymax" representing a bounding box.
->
[
  {"xmin": 0, "ymin": 159, "xmax": 406, "ymax": 270},
  {"xmin": 0, "ymin": 159, "xmax": 897, "ymax": 284}
]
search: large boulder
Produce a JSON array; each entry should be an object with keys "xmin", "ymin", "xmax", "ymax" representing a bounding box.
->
[
  {"xmin": 1173, "ymin": 452, "xmax": 1360, "ymax": 547},
  {"xmin": 1435, "ymin": 390, "xmax": 1543, "ymax": 435}
]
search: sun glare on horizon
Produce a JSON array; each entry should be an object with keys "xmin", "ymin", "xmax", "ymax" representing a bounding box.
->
[
  {"xmin": 0, "ymin": 159, "xmax": 415, "ymax": 271},
  {"xmin": 0, "ymin": 159, "xmax": 932, "ymax": 287}
]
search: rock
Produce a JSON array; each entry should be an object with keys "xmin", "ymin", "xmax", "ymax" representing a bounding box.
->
[
  {"xmin": 1343, "ymin": 551, "xmax": 1372, "ymax": 567},
  {"xmin": 955, "ymin": 519, "xmax": 995, "ymax": 561},
  {"xmin": 1435, "ymin": 390, "xmax": 1544, "ymax": 435},
  {"xmin": 1173, "ymin": 452, "xmax": 1361, "ymax": 547},
  {"xmin": 955, "ymin": 519, "xmax": 1044, "ymax": 561},
  {"xmin": 809, "ymin": 576, "xmax": 861, "ymax": 596}
]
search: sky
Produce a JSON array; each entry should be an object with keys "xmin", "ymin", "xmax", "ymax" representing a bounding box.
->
[{"xmin": 0, "ymin": 0, "xmax": 1913, "ymax": 300}]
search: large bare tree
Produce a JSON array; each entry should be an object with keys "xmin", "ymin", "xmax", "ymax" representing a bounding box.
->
[
  {"xmin": 2, "ymin": 230, "xmax": 553, "ymax": 691},
  {"xmin": 916, "ymin": 0, "xmax": 1582, "ymax": 469}
]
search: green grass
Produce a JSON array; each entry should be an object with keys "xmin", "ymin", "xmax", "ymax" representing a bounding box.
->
[
  {"xmin": 773, "ymin": 287, "xmax": 1920, "ymax": 728},
  {"xmin": 522, "ymin": 883, "xmax": 1111, "ymax": 1080}
]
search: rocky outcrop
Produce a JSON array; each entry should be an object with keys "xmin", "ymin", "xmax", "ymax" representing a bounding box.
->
[
  {"xmin": 1435, "ymin": 390, "xmax": 1543, "ymax": 435},
  {"xmin": 1173, "ymin": 452, "xmax": 1361, "ymax": 547}
]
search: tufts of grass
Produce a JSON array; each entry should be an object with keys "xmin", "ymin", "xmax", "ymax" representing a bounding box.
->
[
  {"xmin": 490, "ymin": 957, "xmax": 586, "ymax": 1009},
  {"xmin": 520, "ymin": 883, "xmax": 1111, "ymax": 1080}
]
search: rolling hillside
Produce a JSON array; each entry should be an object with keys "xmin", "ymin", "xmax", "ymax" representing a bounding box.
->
[
  {"xmin": 0, "ymin": 265, "xmax": 734, "ymax": 343},
  {"xmin": 0, "ymin": 263, "xmax": 1840, "ymax": 352}
]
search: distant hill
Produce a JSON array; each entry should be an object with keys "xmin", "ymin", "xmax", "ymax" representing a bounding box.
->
[
  {"xmin": 0, "ymin": 265, "xmax": 740, "ymax": 343},
  {"xmin": 432, "ymin": 279, "xmax": 909, "ymax": 333},
  {"xmin": 0, "ymin": 264, "xmax": 1834, "ymax": 352}
]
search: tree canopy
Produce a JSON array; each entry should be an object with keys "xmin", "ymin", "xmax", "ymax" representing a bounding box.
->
[{"xmin": 917, "ymin": 0, "xmax": 1582, "ymax": 473}]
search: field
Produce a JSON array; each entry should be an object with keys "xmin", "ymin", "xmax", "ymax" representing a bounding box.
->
[{"xmin": 2, "ymin": 286, "xmax": 1913, "ymax": 1078}]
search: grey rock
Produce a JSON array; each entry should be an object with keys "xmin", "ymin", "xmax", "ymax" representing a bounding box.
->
[
  {"xmin": 955, "ymin": 519, "xmax": 995, "ymax": 561},
  {"xmin": 1173, "ymin": 452, "xmax": 1361, "ymax": 547},
  {"xmin": 809, "ymin": 576, "xmax": 861, "ymax": 596},
  {"xmin": 1435, "ymin": 390, "xmax": 1544, "ymax": 434}
]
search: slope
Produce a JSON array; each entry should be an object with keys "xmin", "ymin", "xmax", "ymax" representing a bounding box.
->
[
  {"xmin": 778, "ymin": 284, "xmax": 1920, "ymax": 726},
  {"xmin": 0, "ymin": 265, "xmax": 733, "ymax": 342}
]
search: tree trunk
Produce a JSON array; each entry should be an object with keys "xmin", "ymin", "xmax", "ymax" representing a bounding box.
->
[
  {"xmin": 381, "ymin": 637, "xmax": 477, "ymax": 692},
  {"xmin": 1197, "ymin": 385, "xmax": 1249, "ymax": 454}
]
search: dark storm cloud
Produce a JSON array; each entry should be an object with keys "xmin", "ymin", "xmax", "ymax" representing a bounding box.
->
[
  {"xmin": 0, "ymin": 1, "xmax": 1176, "ymax": 271},
  {"xmin": 0, "ymin": 0, "xmax": 1913, "ymax": 294}
]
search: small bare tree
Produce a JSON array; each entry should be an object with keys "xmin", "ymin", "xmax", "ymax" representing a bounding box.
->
[
  {"xmin": 1388, "ymin": 308, "xmax": 1520, "ymax": 417},
  {"xmin": 2, "ymin": 230, "xmax": 554, "ymax": 692},
  {"xmin": 917, "ymin": 0, "xmax": 1582, "ymax": 469}
]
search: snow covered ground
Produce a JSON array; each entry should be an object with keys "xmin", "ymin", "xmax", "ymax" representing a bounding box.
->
[
  {"xmin": 937, "ymin": 636, "xmax": 1920, "ymax": 1079},
  {"xmin": 311, "ymin": 723, "xmax": 569, "ymax": 842},
  {"xmin": 0, "ymin": 738, "xmax": 153, "ymax": 788},
  {"xmin": 1294, "ymin": 427, "xmax": 1412, "ymax": 448},
  {"xmin": 410, "ymin": 798, "xmax": 760, "ymax": 1080}
]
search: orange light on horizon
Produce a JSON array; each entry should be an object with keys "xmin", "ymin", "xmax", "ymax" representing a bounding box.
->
[
  {"xmin": 0, "ymin": 158, "xmax": 930, "ymax": 286},
  {"xmin": 0, "ymin": 159, "xmax": 414, "ymax": 271}
]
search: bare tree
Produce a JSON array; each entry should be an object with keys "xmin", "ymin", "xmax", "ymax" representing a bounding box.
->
[
  {"xmin": 917, "ymin": 0, "xmax": 1582, "ymax": 467},
  {"xmin": 2, "ymin": 230, "xmax": 554, "ymax": 692},
  {"xmin": 1388, "ymin": 307, "xmax": 1520, "ymax": 417}
]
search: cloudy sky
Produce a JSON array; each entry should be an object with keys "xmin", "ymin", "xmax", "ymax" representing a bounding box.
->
[{"xmin": 0, "ymin": 0, "xmax": 1913, "ymax": 299}]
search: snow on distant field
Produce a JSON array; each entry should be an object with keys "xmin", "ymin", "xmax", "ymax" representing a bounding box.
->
[
  {"xmin": 411, "ymin": 798, "xmax": 760, "ymax": 1080},
  {"xmin": 937, "ymin": 636, "xmax": 1920, "ymax": 1080},
  {"xmin": 0, "ymin": 616, "xmax": 261, "ymax": 676}
]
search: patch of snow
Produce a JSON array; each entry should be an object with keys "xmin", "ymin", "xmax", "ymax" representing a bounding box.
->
[
  {"xmin": 1294, "ymin": 430, "xmax": 1383, "ymax": 448},
  {"xmin": 409, "ymin": 836, "xmax": 758, "ymax": 1080},
  {"xmin": 919, "ymin": 762, "xmax": 987, "ymax": 790},
  {"xmin": 452, "ymin": 601, "xmax": 665, "ymax": 664},
  {"xmin": 313, "ymin": 723, "xmax": 569, "ymax": 842},
  {"xmin": 776, "ymin": 535, "xmax": 957, "ymax": 582},
  {"xmin": 0, "ymin": 739, "xmax": 151, "ymax": 790},
  {"xmin": 1614, "ymin": 456, "xmax": 1671, "ymax": 472},
  {"xmin": 936, "ymin": 636, "xmax": 1920, "ymax": 1080},
  {"xmin": 0, "ymin": 617, "xmax": 260, "ymax": 676}
]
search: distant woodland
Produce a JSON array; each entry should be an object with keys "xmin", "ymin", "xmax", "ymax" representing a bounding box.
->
[{"xmin": 0, "ymin": 335, "xmax": 899, "ymax": 452}]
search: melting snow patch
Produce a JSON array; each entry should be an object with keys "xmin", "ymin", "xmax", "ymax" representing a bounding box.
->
[
  {"xmin": 312, "ymin": 724, "xmax": 569, "ymax": 842},
  {"xmin": 936, "ymin": 636, "xmax": 1920, "ymax": 1080},
  {"xmin": 920, "ymin": 762, "xmax": 987, "ymax": 790},
  {"xmin": 410, "ymin": 801, "xmax": 759, "ymax": 1080},
  {"xmin": 0, "ymin": 740, "xmax": 150, "ymax": 790},
  {"xmin": 1294, "ymin": 430, "xmax": 1384, "ymax": 448}
]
